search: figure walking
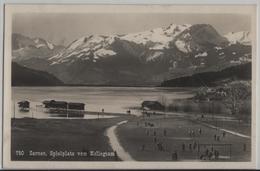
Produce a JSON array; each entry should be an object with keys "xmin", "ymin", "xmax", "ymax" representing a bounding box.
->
[
  {"xmin": 222, "ymin": 131, "xmax": 226, "ymax": 138},
  {"xmin": 141, "ymin": 144, "xmax": 145, "ymax": 151},
  {"xmin": 198, "ymin": 128, "xmax": 202, "ymax": 135},
  {"xmin": 243, "ymin": 143, "xmax": 247, "ymax": 152},
  {"xmin": 182, "ymin": 143, "xmax": 185, "ymax": 151},
  {"xmin": 163, "ymin": 129, "xmax": 167, "ymax": 136},
  {"xmin": 214, "ymin": 134, "xmax": 217, "ymax": 141},
  {"xmin": 189, "ymin": 143, "xmax": 192, "ymax": 151},
  {"xmin": 172, "ymin": 151, "xmax": 178, "ymax": 161},
  {"xmin": 114, "ymin": 151, "xmax": 118, "ymax": 161}
]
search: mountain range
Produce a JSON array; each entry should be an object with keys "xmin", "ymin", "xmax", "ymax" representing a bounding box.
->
[{"xmin": 12, "ymin": 23, "xmax": 251, "ymax": 86}]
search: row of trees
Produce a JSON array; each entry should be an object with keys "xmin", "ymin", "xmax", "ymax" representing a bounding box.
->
[
  {"xmin": 160, "ymin": 81, "xmax": 251, "ymax": 121},
  {"xmin": 193, "ymin": 81, "xmax": 251, "ymax": 116}
]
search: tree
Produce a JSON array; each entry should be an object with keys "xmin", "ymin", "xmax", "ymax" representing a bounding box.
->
[
  {"xmin": 194, "ymin": 87, "xmax": 210, "ymax": 101},
  {"xmin": 221, "ymin": 81, "xmax": 251, "ymax": 115}
]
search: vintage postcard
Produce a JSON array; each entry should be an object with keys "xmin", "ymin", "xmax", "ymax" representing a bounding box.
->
[{"xmin": 2, "ymin": 4, "xmax": 257, "ymax": 169}]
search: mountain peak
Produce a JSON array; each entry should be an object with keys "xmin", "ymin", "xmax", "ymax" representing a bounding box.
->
[
  {"xmin": 188, "ymin": 24, "xmax": 228, "ymax": 45},
  {"xmin": 12, "ymin": 33, "xmax": 64, "ymax": 61},
  {"xmin": 172, "ymin": 24, "xmax": 228, "ymax": 53},
  {"xmin": 224, "ymin": 31, "xmax": 251, "ymax": 45}
]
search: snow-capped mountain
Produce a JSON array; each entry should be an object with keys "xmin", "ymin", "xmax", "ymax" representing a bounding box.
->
[
  {"xmin": 121, "ymin": 24, "xmax": 192, "ymax": 49},
  {"xmin": 13, "ymin": 24, "xmax": 252, "ymax": 86},
  {"xmin": 224, "ymin": 31, "xmax": 251, "ymax": 45},
  {"xmin": 49, "ymin": 35, "xmax": 118, "ymax": 64},
  {"xmin": 48, "ymin": 24, "xmax": 192, "ymax": 65},
  {"xmin": 12, "ymin": 33, "xmax": 64, "ymax": 61}
]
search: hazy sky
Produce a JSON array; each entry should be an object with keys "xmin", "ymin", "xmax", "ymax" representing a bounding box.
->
[{"xmin": 13, "ymin": 13, "xmax": 251, "ymax": 46}]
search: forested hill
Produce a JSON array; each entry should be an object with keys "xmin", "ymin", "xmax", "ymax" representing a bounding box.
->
[
  {"xmin": 161, "ymin": 62, "xmax": 251, "ymax": 87},
  {"xmin": 12, "ymin": 62, "xmax": 63, "ymax": 86}
]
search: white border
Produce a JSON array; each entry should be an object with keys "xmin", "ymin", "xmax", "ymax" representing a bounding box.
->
[{"xmin": 0, "ymin": 1, "xmax": 259, "ymax": 170}]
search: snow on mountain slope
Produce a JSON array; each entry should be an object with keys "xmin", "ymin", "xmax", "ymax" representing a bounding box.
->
[
  {"xmin": 33, "ymin": 38, "xmax": 55, "ymax": 50},
  {"xmin": 12, "ymin": 34, "xmax": 63, "ymax": 61},
  {"xmin": 94, "ymin": 49, "xmax": 116, "ymax": 58},
  {"xmin": 195, "ymin": 52, "xmax": 208, "ymax": 58},
  {"xmin": 121, "ymin": 27, "xmax": 171, "ymax": 47},
  {"xmin": 51, "ymin": 35, "xmax": 118, "ymax": 64},
  {"xmin": 146, "ymin": 51, "xmax": 164, "ymax": 61},
  {"xmin": 224, "ymin": 31, "xmax": 251, "ymax": 45},
  {"xmin": 48, "ymin": 23, "xmax": 251, "ymax": 74},
  {"xmin": 49, "ymin": 24, "xmax": 192, "ymax": 64},
  {"xmin": 46, "ymin": 41, "xmax": 54, "ymax": 50},
  {"xmin": 175, "ymin": 39, "xmax": 192, "ymax": 53},
  {"xmin": 13, "ymin": 24, "xmax": 252, "ymax": 86},
  {"xmin": 121, "ymin": 24, "xmax": 191, "ymax": 49}
]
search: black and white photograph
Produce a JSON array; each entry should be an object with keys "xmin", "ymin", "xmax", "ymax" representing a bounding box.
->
[{"xmin": 2, "ymin": 4, "xmax": 257, "ymax": 169}]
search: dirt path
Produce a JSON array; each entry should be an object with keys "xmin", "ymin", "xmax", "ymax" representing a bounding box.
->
[{"xmin": 106, "ymin": 120, "xmax": 135, "ymax": 161}]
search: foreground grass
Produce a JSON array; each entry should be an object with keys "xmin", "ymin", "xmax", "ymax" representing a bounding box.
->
[
  {"xmin": 116, "ymin": 115, "xmax": 251, "ymax": 161},
  {"xmin": 11, "ymin": 116, "xmax": 132, "ymax": 161}
]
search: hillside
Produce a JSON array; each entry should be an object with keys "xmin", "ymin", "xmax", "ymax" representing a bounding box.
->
[
  {"xmin": 161, "ymin": 62, "xmax": 251, "ymax": 87},
  {"xmin": 12, "ymin": 62, "xmax": 63, "ymax": 86}
]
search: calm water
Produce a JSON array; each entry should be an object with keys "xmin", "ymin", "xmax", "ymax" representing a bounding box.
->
[{"xmin": 12, "ymin": 86, "xmax": 195, "ymax": 119}]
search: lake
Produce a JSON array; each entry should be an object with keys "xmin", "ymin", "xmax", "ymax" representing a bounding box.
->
[{"xmin": 12, "ymin": 86, "xmax": 195, "ymax": 119}]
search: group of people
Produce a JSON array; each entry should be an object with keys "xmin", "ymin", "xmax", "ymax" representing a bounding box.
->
[
  {"xmin": 144, "ymin": 128, "xmax": 168, "ymax": 137},
  {"xmin": 145, "ymin": 122, "xmax": 155, "ymax": 127},
  {"xmin": 137, "ymin": 121, "xmax": 156, "ymax": 128},
  {"xmin": 182, "ymin": 141, "xmax": 198, "ymax": 152},
  {"xmin": 141, "ymin": 142, "xmax": 179, "ymax": 161},
  {"xmin": 141, "ymin": 127, "xmax": 169, "ymax": 152},
  {"xmin": 200, "ymin": 148, "xmax": 220, "ymax": 160},
  {"xmin": 141, "ymin": 141, "xmax": 165, "ymax": 152},
  {"xmin": 214, "ymin": 131, "xmax": 226, "ymax": 141},
  {"xmin": 188, "ymin": 128, "xmax": 202, "ymax": 137}
]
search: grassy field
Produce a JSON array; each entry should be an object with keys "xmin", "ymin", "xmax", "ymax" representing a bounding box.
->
[
  {"xmin": 11, "ymin": 112, "xmax": 251, "ymax": 162},
  {"xmin": 116, "ymin": 115, "xmax": 251, "ymax": 161},
  {"xmin": 11, "ymin": 116, "xmax": 133, "ymax": 161},
  {"xmin": 197, "ymin": 118, "xmax": 251, "ymax": 136}
]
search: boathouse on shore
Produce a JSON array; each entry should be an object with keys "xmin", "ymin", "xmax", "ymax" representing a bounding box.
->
[
  {"xmin": 18, "ymin": 100, "xmax": 30, "ymax": 109},
  {"xmin": 43, "ymin": 100, "xmax": 67, "ymax": 109},
  {"xmin": 68, "ymin": 102, "xmax": 85, "ymax": 110},
  {"xmin": 42, "ymin": 100, "xmax": 85, "ymax": 110}
]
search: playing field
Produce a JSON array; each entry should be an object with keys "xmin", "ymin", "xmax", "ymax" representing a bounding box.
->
[{"xmin": 116, "ymin": 115, "xmax": 251, "ymax": 161}]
